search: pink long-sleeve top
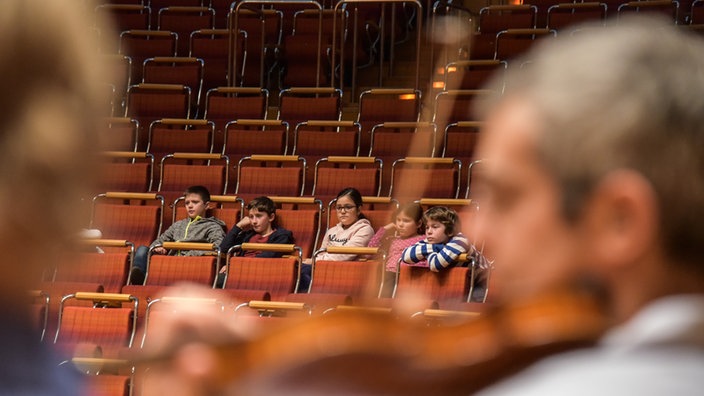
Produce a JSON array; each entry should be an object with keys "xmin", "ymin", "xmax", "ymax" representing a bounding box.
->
[{"xmin": 367, "ymin": 227, "xmax": 426, "ymax": 272}]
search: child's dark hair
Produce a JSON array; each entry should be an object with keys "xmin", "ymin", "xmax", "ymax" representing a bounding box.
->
[
  {"xmin": 336, "ymin": 187, "xmax": 366, "ymax": 220},
  {"xmin": 423, "ymin": 206, "xmax": 461, "ymax": 236},
  {"xmin": 184, "ymin": 185, "xmax": 211, "ymax": 203},
  {"xmin": 393, "ymin": 202, "xmax": 424, "ymax": 234},
  {"xmin": 247, "ymin": 196, "xmax": 277, "ymax": 216}
]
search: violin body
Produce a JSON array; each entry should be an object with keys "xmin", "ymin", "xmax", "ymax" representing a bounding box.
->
[{"xmin": 136, "ymin": 287, "xmax": 609, "ymax": 395}]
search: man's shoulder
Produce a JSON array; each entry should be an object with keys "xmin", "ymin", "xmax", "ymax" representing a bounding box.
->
[{"xmin": 477, "ymin": 345, "xmax": 704, "ymax": 396}]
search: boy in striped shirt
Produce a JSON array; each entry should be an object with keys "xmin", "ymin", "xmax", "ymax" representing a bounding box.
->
[{"xmin": 402, "ymin": 206, "xmax": 488, "ymax": 272}]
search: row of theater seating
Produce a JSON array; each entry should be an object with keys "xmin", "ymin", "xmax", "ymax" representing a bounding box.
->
[
  {"xmin": 99, "ymin": 152, "xmax": 480, "ymax": 197},
  {"xmin": 36, "ymin": 244, "xmax": 486, "ymax": 361},
  {"xmin": 39, "ymin": 243, "xmax": 484, "ymax": 333},
  {"xmin": 101, "ymin": 0, "xmax": 697, "ymax": 106},
  {"xmin": 105, "ymin": 87, "xmax": 487, "ymax": 200},
  {"xmin": 87, "ymin": 193, "xmax": 479, "ymax": 255},
  {"xmin": 36, "ymin": 262, "xmax": 485, "ymax": 394},
  {"xmin": 98, "ymin": 0, "xmax": 411, "ymax": 98},
  {"xmin": 110, "ymin": 87, "xmax": 490, "ymax": 156}
]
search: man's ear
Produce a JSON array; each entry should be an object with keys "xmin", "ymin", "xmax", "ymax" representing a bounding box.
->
[{"xmin": 581, "ymin": 170, "xmax": 659, "ymax": 270}]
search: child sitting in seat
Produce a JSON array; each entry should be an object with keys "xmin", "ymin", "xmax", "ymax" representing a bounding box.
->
[
  {"xmin": 219, "ymin": 196, "xmax": 294, "ymax": 256},
  {"xmin": 298, "ymin": 187, "xmax": 375, "ymax": 291},
  {"xmin": 217, "ymin": 196, "xmax": 295, "ymax": 287},
  {"xmin": 402, "ymin": 206, "xmax": 488, "ymax": 272},
  {"xmin": 368, "ymin": 202, "xmax": 426, "ymax": 297},
  {"xmin": 129, "ymin": 185, "xmax": 226, "ymax": 285}
]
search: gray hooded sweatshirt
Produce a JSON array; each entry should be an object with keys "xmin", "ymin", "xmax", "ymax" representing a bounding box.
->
[{"xmin": 149, "ymin": 216, "xmax": 226, "ymax": 256}]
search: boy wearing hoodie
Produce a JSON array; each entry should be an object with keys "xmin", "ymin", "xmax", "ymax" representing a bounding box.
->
[{"xmin": 129, "ymin": 185, "xmax": 226, "ymax": 285}]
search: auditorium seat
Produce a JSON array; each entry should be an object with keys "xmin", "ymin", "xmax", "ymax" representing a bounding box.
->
[
  {"xmin": 272, "ymin": 196, "xmax": 324, "ymax": 260},
  {"xmin": 222, "ymin": 243, "xmax": 303, "ymax": 301},
  {"xmin": 119, "ymin": 30, "xmax": 177, "ymax": 83},
  {"xmin": 101, "ymin": 117, "xmax": 140, "ymax": 152},
  {"xmin": 229, "ymin": 8, "xmax": 283, "ymax": 87},
  {"xmin": 90, "ymin": 192, "xmax": 165, "ymax": 248},
  {"xmin": 443, "ymin": 60, "xmax": 507, "ymax": 92},
  {"xmin": 97, "ymin": 151, "xmax": 154, "ymax": 193},
  {"xmin": 369, "ymin": 122, "xmax": 437, "ymax": 194},
  {"xmin": 157, "ymin": 152, "xmax": 229, "ymax": 227},
  {"xmin": 389, "ymin": 157, "xmax": 462, "ymax": 200},
  {"xmin": 442, "ymin": 121, "xmax": 482, "ymax": 194},
  {"xmin": 190, "ymin": 30, "xmax": 247, "ymax": 102},
  {"xmin": 54, "ymin": 239, "xmax": 134, "ymax": 293},
  {"xmin": 301, "ymin": 246, "xmax": 383, "ymax": 307},
  {"xmin": 205, "ymin": 88, "xmax": 270, "ymax": 150},
  {"xmin": 124, "ymin": 83, "xmax": 191, "ymax": 150},
  {"xmin": 142, "ymin": 57, "xmax": 205, "ymax": 116},
  {"xmin": 143, "ymin": 242, "xmax": 220, "ymax": 287},
  {"xmin": 546, "ymin": 2, "xmax": 607, "ymax": 34},
  {"xmin": 235, "ymin": 155, "xmax": 306, "ymax": 201},
  {"xmin": 293, "ymin": 121, "xmax": 361, "ymax": 193},
  {"xmin": 312, "ymin": 156, "xmax": 383, "ymax": 207},
  {"xmin": 157, "ymin": 6, "xmax": 215, "ymax": 57},
  {"xmin": 53, "ymin": 292, "xmax": 138, "ymax": 360},
  {"xmin": 357, "ymin": 88, "xmax": 422, "ymax": 155},
  {"xmin": 147, "ymin": 118, "xmax": 214, "ymax": 166}
]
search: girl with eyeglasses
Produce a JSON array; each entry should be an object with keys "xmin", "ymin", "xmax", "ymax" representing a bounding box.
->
[
  {"xmin": 299, "ymin": 188, "xmax": 374, "ymax": 291},
  {"xmin": 318, "ymin": 187, "xmax": 375, "ymax": 261}
]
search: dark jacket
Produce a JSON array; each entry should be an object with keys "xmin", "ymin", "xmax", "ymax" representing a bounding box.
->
[{"xmin": 219, "ymin": 226, "xmax": 294, "ymax": 257}]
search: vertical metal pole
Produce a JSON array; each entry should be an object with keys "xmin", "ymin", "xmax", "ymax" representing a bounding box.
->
[{"xmin": 379, "ymin": 3, "xmax": 385, "ymax": 86}]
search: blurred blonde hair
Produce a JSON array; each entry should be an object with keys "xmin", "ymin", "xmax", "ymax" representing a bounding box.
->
[{"xmin": 0, "ymin": 0, "xmax": 112, "ymax": 291}]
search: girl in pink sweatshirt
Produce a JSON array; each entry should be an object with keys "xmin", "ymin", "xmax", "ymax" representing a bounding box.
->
[
  {"xmin": 299, "ymin": 188, "xmax": 375, "ymax": 291},
  {"xmin": 317, "ymin": 187, "xmax": 375, "ymax": 261}
]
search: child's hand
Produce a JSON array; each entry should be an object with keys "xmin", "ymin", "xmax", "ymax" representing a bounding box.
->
[
  {"xmin": 236, "ymin": 217, "xmax": 252, "ymax": 230},
  {"xmin": 383, "ymin": 223, "xmax": 396, "ymax": 232},
  {"xmin": 153, "ymin": 246, "xmax": 167, "ymax": 255}
]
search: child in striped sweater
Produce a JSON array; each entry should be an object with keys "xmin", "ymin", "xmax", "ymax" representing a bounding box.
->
[{"xmin": 402, "ymin": 206, "xmax": 488, "ymax": 272}]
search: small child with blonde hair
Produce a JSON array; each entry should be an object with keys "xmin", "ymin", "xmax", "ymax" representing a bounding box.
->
[{"xmin": 368, "ymin": 202, "xmax": 426, "ymax": 297}]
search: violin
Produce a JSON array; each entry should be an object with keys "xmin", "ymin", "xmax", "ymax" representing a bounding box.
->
[{"xmin": 131, "ymin": 283, "xmax": 610, "ymax": 396}]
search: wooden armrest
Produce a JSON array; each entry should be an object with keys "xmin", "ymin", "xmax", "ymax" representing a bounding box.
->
[
  {"xmin": 333, "ymin": 305, "xmax": 393, "ymax": 315},
  {"xmin": 80, "ymin": 239, "xmax": 132, "ymax": 248},
  {"xmin": 240, "ymin": 243, "xmax": 297, "ymax": 253},
  {"xmin": 270, "ymin": 196, "xmax": 317, "ymax": 204},
  {"xmin": 74, "ymin": 292, "xmax": 134, "ymax": 303},
  {"xmin": 325, "ymin": 156, "xmax": 378, "ymax": 164},
  {"xmin": 305, "ymin": 121, "xmax": 355, "ymax": 127},
  {"xmin": 324, "ymin": 246, "xmax": 379, "ymax": 255},
  {"xmin": 247, "ymin": 301, "xmax": 310, "ymax": 311},
  {"xmin": 421, "ymin": 309, "xmax": 480, "ymax": 319},
  {"xmin": 418, "ymin": 198, "xmax": 472, "ymax": 206},
  {"xmin": 160, "ymin": 242, "xmax": 216, "ymax": 251},
  {"xmin": 104, "ymin": 192, "xmax": 159, "ymax": 200},
  {"xmin": 249, "ymin": 154, "xmax": 301, "ymax": 162},
  {"xmin": 171, "ymin": 153, "xmax": 223, "ymax": 160},
  {"xmin": 403, "ymin": 157, "xmax": 456, "ymax": 165}
]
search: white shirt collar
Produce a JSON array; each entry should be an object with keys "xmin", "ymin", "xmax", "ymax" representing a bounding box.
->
[{"xmin": 601, "ymin": 294, "xmax": 704, "ymax": 351}]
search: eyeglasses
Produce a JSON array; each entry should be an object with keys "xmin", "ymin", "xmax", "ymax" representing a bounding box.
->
[{"xmin": 335, "ymin": 205, "xmax": 357, "ymax": 212}]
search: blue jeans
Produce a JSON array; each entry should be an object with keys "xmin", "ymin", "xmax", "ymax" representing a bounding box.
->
[
  {"xmin": 133, "ymin": 245, "xmax": 149, "ymax": 273},
  {"xmin": 297, "ymin": 263, "xmax": 312, "ymax": 292}
]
